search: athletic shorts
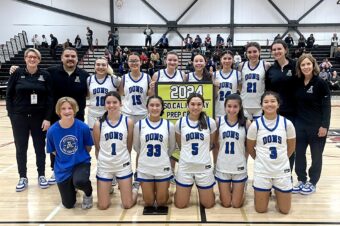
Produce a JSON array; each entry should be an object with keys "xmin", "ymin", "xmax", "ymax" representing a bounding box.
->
[
  {"xmin": 136, "ymin": 171, "xmax": 173, "ymax": 183},
  {"xmin": 215, "ymin": 171, "xmax": 248, "ymax": 183},
  {"xmin": 252, "ymin": 175, "xmax": 292, "ymax": 193},
  {"xmin": 175, "ymin": 170, "xmax": 215, "ymax": 189},
  {"xmin": 96, "ymin": 166, "xmax": 133, "ymax": 182},
  {"xmin": 243, "ymin": 108, "xmax": 262, "ymax": 121}
]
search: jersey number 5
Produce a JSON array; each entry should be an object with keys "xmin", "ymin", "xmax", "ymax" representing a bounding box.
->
[{"xmin": 192, "ymin": 143, "xmax": 199, "ymax": 155}]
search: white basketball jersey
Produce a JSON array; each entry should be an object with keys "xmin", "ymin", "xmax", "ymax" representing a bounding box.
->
[
  {"xmin": 137, "ymin": 118, "xmax": 172, "ymax": 176},
  {"xmin": 187, "ymin": 72, "xmax": 203, "ymax": 82},
  {"xmin": 177, "ymin": 116, "xmax": 214, "ymax": 173},
  {"xmin": 157, "ymin": 69, "xmax": 184, "ymax": 82},
  {"xmin": 87, "ymin": 74, "xmax": 119, "ymax": 118},
  {"xmin": 121, "ymin": 72, "xmax": 149, "ymax": 116},
  {"xmin": 214, "ymin": 70, "xmax": 240, "ymax": 117},
  {"xmin": 240, "ymin": 60, "xmax": 266, "ymax": 109},
  {"xmin": 253, "ymin": 115, "xmax": 290, "ymax": 178},
  {"xmin": 216, "ymin": 116, "xmax": 247, "ymax": 174},
  {"xmin": 97, "ymin": 115, "xmax": 131, "ymax": 172}
]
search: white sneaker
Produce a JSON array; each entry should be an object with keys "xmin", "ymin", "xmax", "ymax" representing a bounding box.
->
[
  {"xmin": 112, "ymin": 177, "xmax": 117, "ymax": 186},
  {"xmin": 38, "ymin": 176, "xmax": 49, "ymax": 189},
  {"xmin": 132, "ymin": 181, "xmax": 140, "ymax": 191},
  {"xmin": 81, "ymin": 194, "xmax": 93, "ymax": 209},
  {"xmin": 292, "ymin": 181, "xmax": 305, "ymax": 194},
  {"xmin": 16, "ymin": 177, "xmax": 28, "ymax": 192},
  {"xmin": 300, "ymin": 182, "xmax": 316, "ymax": 195},
  {"xmin": 48, "ymin": 172, "xmax": 56, "ymax": 185}
]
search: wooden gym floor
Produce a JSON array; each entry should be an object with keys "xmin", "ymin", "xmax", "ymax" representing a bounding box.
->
[{"xmin": 0, "ymin": 99, "xmax": 339, "ymax": 226}]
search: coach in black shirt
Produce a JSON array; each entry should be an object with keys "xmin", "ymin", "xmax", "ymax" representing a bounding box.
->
[
  {"xmin": 6, "ymin": 48, "xmax": 53, "ymax": 192},
  {"xmin": 293, "ymin": 53, "xmax": 331, "ymax": 195}
]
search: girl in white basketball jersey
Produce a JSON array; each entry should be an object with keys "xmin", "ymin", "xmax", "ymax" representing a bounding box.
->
[
  {"xmin": 247, "ymin": 91, "xmax": 296, "ymax": 214},
  {"xmin": 213, "ymin": 51, "xmax": 241, "ymax": 117},
  {"xmin": 93, "ymin": 91, "xmax": 137, "ymax": 210},
  {"xmin": 119, "ymin": 52, "xmax": 151, "ymax": 123},
  {"xmin": 186, "ymin": 54, "xmax": 212, "ymax": 82},
  {"xmin": 239, "ymin": 42, "xmax": 271, "ymax": 120},
  {"xmin": 175, "ymin": 93, "xmax": 216, "ymax": 209},
  {"xmin": 214, "ymin": 94, "xmax": 250, "ymax": 208},
  {"xmin": 87, "ymin": 57, "xmax": 120, "ymax": 130},
  {"xmin": 133, "ymin": 96, "xmax": 176, "ymax": 208}
]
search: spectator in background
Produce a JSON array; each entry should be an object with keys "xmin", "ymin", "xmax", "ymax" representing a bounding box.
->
[
  {"xmin": 328, "ymin": 71, "xmax": 340, "ymax": 90},
  {"xmin": 41, "ymin": 35, "xmax": 48, "ymax": 48},
  {"xmin": 205, "ymin": 34, "xmax": 212, "ymax": 49},
  {"xmin": 319, "ymin": 68, "xmax": 330, "ymax": 81},
  {"xmin": 216, "ymin": 34, "xmax": 224, "ymax": 49},
  {"xmin": 50, "ymin": 34, "xmax": 58, "ymax": 60},
  {"xmin": 158, "ymin": 34, "xmax": 169, "ymax": 49},
  {"xmin": 113, "ymin": 46, "xmax": 122, "ymax": 63},
  {"xmin": 144, "ymin": 25, "xmax": 153, "ymax": 47},
  {"xmin": 150, "ymin": 48, "xmax": 160, "ymax": 66},
  {"xmin": 330, "ymin": 33, "xmax": 338, "ymax": 58},
  {"xmin": 298, "ymin": 35, "xmax": 306, "ymax": 48},
  {"xmin": 234, "ymin": 51, "xmax": 242, "ymax": 69},
  {"xmin": 62, "ymin": 39, "xmax": 73, "ymax": 49},
  {"xmin": 107, "ymin": 31, "xmax": 115, "ymax": 54},
  {"xmin": 104, "ymin": 48, "xmax": 112, "ymax": 65},
  {"xmin": 140, "ymin": 52, "xmax": 149, "ymax": 65},
  {"xmin": 74, "ymin": 35, "xmax": 82, "ymax": 50},
  {"xmin": 32, "ymin": 34, "xmax": 40, "ymax": 49},
  {"xmin": 274, "ymin": 33, "xmax": 281, "ymax": 41},
  {"xmin": 193, "ymin": 35, "xmax": 202, "ymax": 49},
  {"xmin": 306, "ymin": 34, "xmax": 315, "ymax": 49},
  {"xmin": 86, "ymin": 26, "xmax": 93, "ymax": 51},
  {"xmin": 285, "ymin": 33, "xmax": 294, "ymax": 48},
  {"xmin": 226, "ymin": 35, "xmax": 233, "ymax": 48},
  {"xmin": 184, "ymin": 34, "xmax": 193, "ymax": 50}
]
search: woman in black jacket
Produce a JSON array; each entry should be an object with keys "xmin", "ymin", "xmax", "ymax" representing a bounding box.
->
[{"xmin": 6, "ymin": 48, "xmax": 53, "ymax": 192}]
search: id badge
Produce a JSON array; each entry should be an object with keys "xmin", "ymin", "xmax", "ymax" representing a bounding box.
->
[{"xmin": 31, "ymin": 93, "xmax": 38, "ymax": 104}]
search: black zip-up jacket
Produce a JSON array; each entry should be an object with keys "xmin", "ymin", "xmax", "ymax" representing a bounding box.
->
[
  {"xmin": 6, "ymin": 68, "xmax": 54, "ymax": 120},
  {"xmin": 295, "ymin": 75, "xmax": 331, "ymax": 128},
  {"xmin": 265, "ymin": 58, "xmax": 298, "ymax": 116},
  {"xmin": 47, "ymin": 65, "xmax": 89, "ymax": 123}
]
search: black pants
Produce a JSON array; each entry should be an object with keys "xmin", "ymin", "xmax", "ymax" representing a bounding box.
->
[
  {"xmin": 295, "ymin": 124, "xmax": 326, "ymax": 185},
  {"xmin": 57, "ymin": 163, "xmax": 92, "ymax": 209},
  {"xmin": 9, "ymin": 113, "xmax": 46, "ymax": 178},
  {"xmin": 145, "ymin": 36, "xmax": 151, "ymax": 47}
]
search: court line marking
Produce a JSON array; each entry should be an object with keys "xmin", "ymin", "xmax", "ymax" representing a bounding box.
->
[{"xmin": 38, "ymin": 204, "xmax": 62, "ymax": 226}]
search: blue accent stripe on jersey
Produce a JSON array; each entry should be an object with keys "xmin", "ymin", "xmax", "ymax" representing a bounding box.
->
[
  {"xmin": 94, "ymin": 74, "xmax": 108, "ymax": 85},
  {"xmin": 247, "ymin": 60, "xmax": 261, "ymax": 71},
  {"xmin": 111, "ymin": 75, "xmax": 117, "ymax": 88},
  {"xmin": 219, "ymin": 69, "xmax": 233, "ymax": 80},
  {"xmin": 207, "ymin": 117, "xmax": 211, "ymax": 130},
  {"xmin": 139, "ymin": 120, "xmax": 141, "ymax": 132},
  {"xmin": 252, "ymin": 185, "xmax": 271, "ymax": 192},
  {"xmin": 218, "ymin": 116, "xmax": 221, "ymax": 129},
  {"xmin": 186, "ymin": 116, "xmax": 199, "ymax": 129},
  {"xmin": 236, "ymin": 70, "xmax": 239, "ymax": 85},
  {"xmin": 255, "ymin": 118, "xmax": 259, "ymax": 130},
  {"xmin": 116, "ymin": 172, "xmax": 133, "ymax": 180},
  {"xmin": 261, "ymin": 115, "xmax": 279, "ymax": 132},
  {"xmin": 284, "ymin": 117, "xmax": 287, "ymax": 130},
  {"xmin": 179, "ymin": 70, "xmax": 184, "ymax": 81},
  {"xmin": 125, "ymin": 115, "xmax": 128, "ymax": 130},
  {"xmin": 163, "ymin": 69, "xmax": 177, "ymax": 80},
  {"xmin": 167, "ymin": 119, "xmax": 170, "ymax": 133},
  {"xmin": 192, "ymin": 72, "xmax": 202, "ymax": 81},
  {"xmin": 175, "ymin": 179, "xmax": 193, "ymax": 187},
  {"xmin": 224, "ymin": 116, "xmax": 238, "ymax": 128},
  {"xmin": 273, "ymin": 185, "xmax": 292, "ymax": 193},
  {"xmin": 179, "ymin": 117, "xmax": 182, "ymax": 131},
  {"xmin": 128, "ymin": 72, "xmax": 144, "ymax": 83},
  {"xmin": 262, "ymin": 60, "xmax": 266, "ymax": 72},
  {"xmin": 96, "ymin": 175, "xmax": 113, "ymax": 182},
  {"xmin": 88, "ymin": 74, "xmax": 92, "ymax": 86},
  {"xmin": 157, "ymin": 70, "xmax": 160, "ymax": 82},
  {"xmin": 196, "ymin": 181, "xmax": 216, "ymax": 190},
  {"xmin": 146, "ymin": 118, "xmax": 163, "ymax": 129},
  {"xmin": 106, "ymin": 114, "xmax": 123, "ymax": 129}
]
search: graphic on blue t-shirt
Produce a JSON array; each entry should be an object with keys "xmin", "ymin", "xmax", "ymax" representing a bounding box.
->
[{"xmin": 59, "ymin": 135, "xmax": 78, "ymax": 155}]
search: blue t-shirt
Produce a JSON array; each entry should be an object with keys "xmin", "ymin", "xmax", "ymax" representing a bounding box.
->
[{"xmin": 46, "ymin": 119, "xmax": 93, "ymax": 183}]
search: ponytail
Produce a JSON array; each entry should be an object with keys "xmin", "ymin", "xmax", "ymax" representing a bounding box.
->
[
  {"xmin": 198, "ymin": 111, "xmax": 208, "ymax": 131},
  {"xmin": 100, "ymin": 111, "xmax": 108, "ymax": 123}
]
